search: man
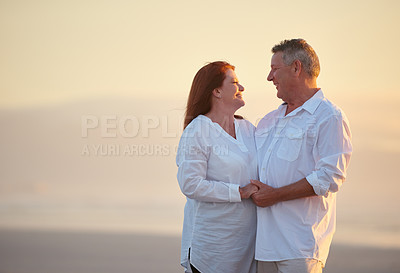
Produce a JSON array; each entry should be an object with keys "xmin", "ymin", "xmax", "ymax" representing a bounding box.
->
[{"xmin": 251, "ymin": 39, "xmax": 352, "ymax": 273}]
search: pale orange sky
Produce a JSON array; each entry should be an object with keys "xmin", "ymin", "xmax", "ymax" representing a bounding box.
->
[{"xmin": 1, "ymin": 0, "xmax": 399, "ymax": 107}]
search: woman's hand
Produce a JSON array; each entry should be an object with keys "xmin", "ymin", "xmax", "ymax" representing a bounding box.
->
[{"xmin": 239, "ymin": 183, "xmax": 260, "ymax": 199}]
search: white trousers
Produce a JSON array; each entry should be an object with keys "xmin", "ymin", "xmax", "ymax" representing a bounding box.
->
[{"xmin": 257, "ymin": 258, "xmax": 323, "ymax": 273}]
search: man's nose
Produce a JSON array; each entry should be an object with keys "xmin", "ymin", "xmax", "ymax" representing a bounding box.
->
[
  {"xmin": 239, "ymin": 84, "xmax": 245, "ymax": 91},
  {"xmin": 267, "ymin": 71, "xmax": 273, "ymax": 81}
]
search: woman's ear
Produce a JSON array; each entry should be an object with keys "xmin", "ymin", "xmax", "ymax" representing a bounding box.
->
[{"xmin": 212, "ymin": 88, "xmax": 222, "ymax": 98}]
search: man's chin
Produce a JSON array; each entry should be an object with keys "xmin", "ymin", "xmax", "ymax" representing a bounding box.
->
[{"xmin": 276, "ymin": 91, "xmax": 284, "ymax": 101}]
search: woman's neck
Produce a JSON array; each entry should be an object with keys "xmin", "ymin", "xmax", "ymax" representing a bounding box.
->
[{"xmin": 205, "ymin": 109, "xmax": 236, "ymax": 139}]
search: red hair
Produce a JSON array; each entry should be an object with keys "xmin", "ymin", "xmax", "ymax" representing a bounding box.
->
[{"xmin": 184, "ymin": 61, "xmax": 236, "ymax": 129}]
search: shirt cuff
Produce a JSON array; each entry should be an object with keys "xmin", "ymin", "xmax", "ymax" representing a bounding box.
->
[
  {"xmin": 306, "ymin": 172, "xmax": 329, "ymax": 197},
  {"xmin": 229, "ymin": 184, "xmax": 241, "ymax": 202}
]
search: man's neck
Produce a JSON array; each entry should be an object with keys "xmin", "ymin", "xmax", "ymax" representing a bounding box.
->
[{"xmin": 285, "ymin": 87, "xmax": 320, "ymax": 115}]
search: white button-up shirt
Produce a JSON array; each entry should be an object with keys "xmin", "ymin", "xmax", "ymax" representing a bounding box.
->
[
  {"xmin": 255, "ymin": 90, "xmax": 352, "ymax": 265},
  {"xmin": 177, "ymin": 115, "xmax": 258, "ymax": 273}
]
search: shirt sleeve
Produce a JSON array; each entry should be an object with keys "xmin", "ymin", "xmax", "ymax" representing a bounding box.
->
[
  {"xmin": 176, "ymin": 123, "xmax": 241, "ymax": 203},
  {"xmin": 306, "ymin": 112, "xmax": 352, "ymax": 197}
]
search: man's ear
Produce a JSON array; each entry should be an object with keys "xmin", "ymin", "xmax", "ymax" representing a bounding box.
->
[
  {"xmin": 212, "ymin": 88, "xmax": 222, "ymax": 98},
  {"xmin": 293, "ymin": 60, "xmax": 302, "ymax": 76}
]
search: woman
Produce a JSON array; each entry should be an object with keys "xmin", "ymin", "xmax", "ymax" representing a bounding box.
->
[{"xmin": 176, "ymin": 61, "xmax": 259, "ymax": 273}]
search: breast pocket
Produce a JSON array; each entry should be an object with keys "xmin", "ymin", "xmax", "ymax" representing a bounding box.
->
[{"xmin": 277, "ymin": 127, "xmax": 304, "ymax": 162}]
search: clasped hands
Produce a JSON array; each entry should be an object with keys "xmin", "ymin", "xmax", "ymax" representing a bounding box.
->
[{"xmin": 239, "ymin": 180, "xmax": 279, "ymax": 207}]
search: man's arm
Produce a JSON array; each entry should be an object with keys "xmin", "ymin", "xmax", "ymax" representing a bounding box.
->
[{"xmin": 251, "ymin": 178, "xmax": 316, "ymax": 207}]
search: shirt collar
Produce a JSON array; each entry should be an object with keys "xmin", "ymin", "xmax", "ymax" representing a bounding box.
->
[
  {"xmin": 302, "ymin": 89, "xmax": 324, "ymax": 114},
  {"xmin": 279, "ymin": 89, "xmax": 324, "ymax": 116}
]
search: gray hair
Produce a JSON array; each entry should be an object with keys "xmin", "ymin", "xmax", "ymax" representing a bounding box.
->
[{"xmin": 272, "ymin": 39, "xmax": 320, "ymax": 78}]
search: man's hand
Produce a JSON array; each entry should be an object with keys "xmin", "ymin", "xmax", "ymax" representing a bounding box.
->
[
  {"xmin": 239, "ymin": 183, "xmax": 259, "ymax": 199},
  {"xmin": 250, "ymin": 180, "xmax": 281, "ymax": 207},
  {"xmin": 251, "ymin": 178, "xmax": 317, "ymax": 207}
]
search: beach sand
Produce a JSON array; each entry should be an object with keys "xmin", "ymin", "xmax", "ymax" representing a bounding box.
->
[{"xmin": 0, "ymin": 229, "xmax": 399, "ymax": 273}]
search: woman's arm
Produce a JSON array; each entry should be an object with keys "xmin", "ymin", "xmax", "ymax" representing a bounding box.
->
[{"xmin": 176, "ymin": 122, "xmax": 246, "ymax": 202}]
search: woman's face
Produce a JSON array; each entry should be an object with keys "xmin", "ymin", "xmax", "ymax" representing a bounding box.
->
[{"xmin": 218, "ymin": 69, "xmax": 245, "ymax": 111}]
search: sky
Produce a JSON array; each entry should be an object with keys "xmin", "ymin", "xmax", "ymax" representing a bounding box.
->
[
  {"xmin": 1, "ymin": 0, "xmax": 399, "ymax": 107},
  {"xmin": 0, "ymin": 0, "xmax": 399, "ymax": 248}
]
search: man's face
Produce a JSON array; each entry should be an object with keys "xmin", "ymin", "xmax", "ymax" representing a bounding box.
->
[{"xmin": 267, "ymin": 52, "xmax": 292, "ymax": 101}]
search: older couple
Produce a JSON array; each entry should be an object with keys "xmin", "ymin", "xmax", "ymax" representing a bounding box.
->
[{"xmin": 176, "ymin": 39, "xmax": 352, "ymax": 273}]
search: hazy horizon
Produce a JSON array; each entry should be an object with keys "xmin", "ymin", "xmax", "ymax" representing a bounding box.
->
[{"xmin": 1, "ymin": 95, "xmax": 399, "ymax": 249}]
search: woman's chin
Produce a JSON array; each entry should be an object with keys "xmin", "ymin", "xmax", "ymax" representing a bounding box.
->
[{"xmin": 235, "ymin": 100, "xmax": 245, "ymax": 110}]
